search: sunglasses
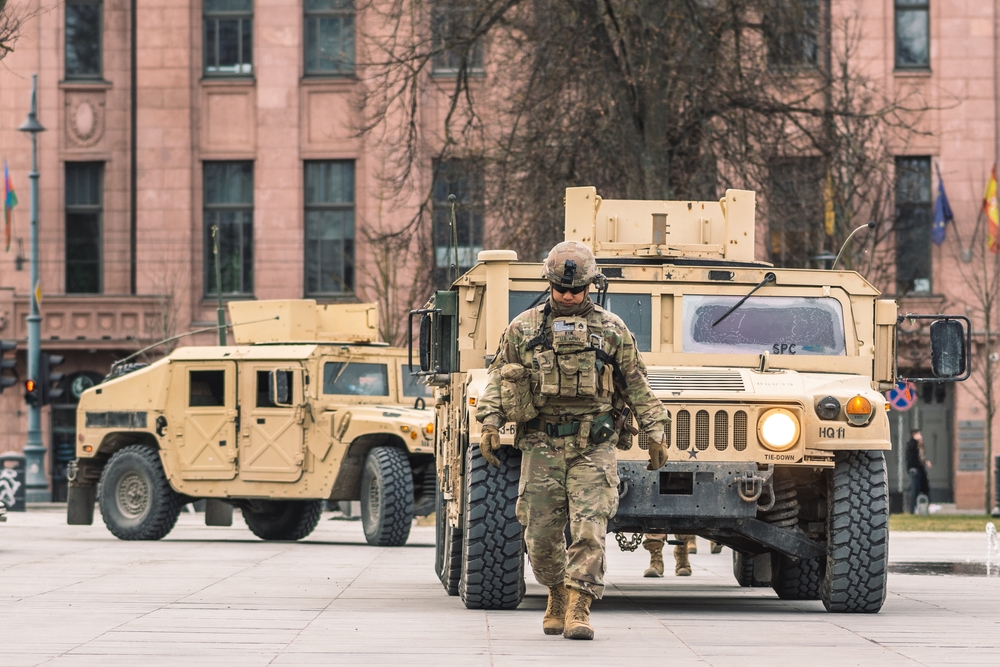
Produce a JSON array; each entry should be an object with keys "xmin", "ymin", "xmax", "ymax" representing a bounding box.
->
[{"xmin": 550, "ymin": 283, "xmax": 588, "ymax": 295}]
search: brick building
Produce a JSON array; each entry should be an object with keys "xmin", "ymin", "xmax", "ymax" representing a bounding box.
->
[{"xmin": 0, "ymin": 0, "xmax": 998, "ymax": 508}]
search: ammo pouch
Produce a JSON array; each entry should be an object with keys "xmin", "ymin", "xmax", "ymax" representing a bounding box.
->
[{"xmin": 499, "ymin": 363, "xmax": 538, "ymax": 423}]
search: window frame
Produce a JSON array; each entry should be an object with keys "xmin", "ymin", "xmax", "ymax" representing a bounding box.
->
[
  {"xmin": 304, "ymin": 0, "xmax": 356, "ymax": 77},
  {"xmin": 304, "ymin": 160, "xmax": 356, "ymax": 296},
  {"xmin": 432, "ymin": 158, "xmax": 484, "ymax": 287},
  {"xmin": 894, "ymin": 156, "xmax": 933, "ymax": 295},
  {"xmin": 203, "ymin": 161, "xmax": 255, "ymax": 298},
  {"xmin": 430, "ymin": 1, "xmax": 484, "ymax": 75},
  {"xmin": 764, "ymin": 0, "xmax": 821, "ymax": 71},
  {"xmin": 65, "ymin": 162, "xmax": 104, "ymax": 294},
  {"xmin": 65, "ymin": 0, "xmax": 104, "ymax": 80},
  {"xmin": 894, "ymin": 0, "xmax": 930, "ymax": 71},
  {"xmin": 203, "ymin": 0, "xmax": 254, "ymax": 78}
]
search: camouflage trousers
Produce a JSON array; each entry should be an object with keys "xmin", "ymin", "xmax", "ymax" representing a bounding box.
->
[{"xmin": 515, "ymin": 429, "xmax": 620, "ymax": 599}]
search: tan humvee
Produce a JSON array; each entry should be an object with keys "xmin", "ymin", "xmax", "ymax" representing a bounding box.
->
[
  {"xmin": 413, "ymin": 187, "xmax": 968, "ymax": 612},
  {"xmin": 67, "ymin": 300, "xmax": 435, "ymax": 545}
]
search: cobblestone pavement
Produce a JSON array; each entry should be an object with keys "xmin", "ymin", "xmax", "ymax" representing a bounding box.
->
[{"xmin": 0, "ymin": 507, "xmax": 997, "ymax": 666}]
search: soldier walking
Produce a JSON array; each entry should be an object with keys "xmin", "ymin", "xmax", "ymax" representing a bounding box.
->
[{"xmin": 477, "ymin": 241, "xmax": 670, "ymax": 640}]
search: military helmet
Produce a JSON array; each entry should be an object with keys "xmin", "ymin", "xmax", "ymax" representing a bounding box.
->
[{"xmin": 542, "ymin": 241, "xmax": 598, "ymax": 288}]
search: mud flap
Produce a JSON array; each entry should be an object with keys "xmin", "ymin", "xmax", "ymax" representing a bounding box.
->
[
  {"xmin": 205, "ymin": 499, "xmax": 234, "ymax": 526},
  {"xmin": 66, "ymin": 485, "xmax": 96, "ymax": 525}
]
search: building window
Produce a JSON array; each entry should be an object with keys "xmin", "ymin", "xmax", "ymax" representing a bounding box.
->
[
  {"xmin": 65, "ymin": 163, "xmax": 103, "ymax": 294},
  {"xmin": 765, "ymin": 0, "xmax": 819, "ymax": 69},
  {"xmin": 65, "ymin": 0, "xmax": 102, "ymax": 79},
  {"xmin": 204, "ymin": 0, "xmax": 253, "ymax": 76},
  {"xmin": 304, "ymin": 0, "xmax": 355, "ymax": 75},
  {"xmin": 431, "ymin": 1, "xmax": 484, "ymax": 74},
  {"xmin": 895, "ymin": 0, "xmax": 929, "ymax": 69},
  {"xmin": 305, "ymin": 161, "xmax": 355, "ymax": 295},
  {"xmin": 895, "ymin": 157, "xmax": 932, "ymax": 294},
  {"xmin": 432, "ymin": 159, "xmax": 483, "ymax": 287},
  {"xmin": 768, "ymin": 158, "xmax": 824, "ymax": 268},
  {"xmin": 204, "ymin": 162, "xmax": 254, "ymax": 296}
]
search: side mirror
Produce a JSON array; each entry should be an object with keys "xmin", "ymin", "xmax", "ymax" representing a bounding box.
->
[
  {"xmin": 897, "ymin": 315, "xmax": 971, "ymax": 383},
  {"xmin": 269, "ymin": 370, "xmax": 292, "ymax": 406},
  {"xmin": 419, "ymin": 314, "xmax": 433, "ymax": 372},
  {"xmin": 930, "ymin": 320, "xmax": 966, "ymax": 378}
]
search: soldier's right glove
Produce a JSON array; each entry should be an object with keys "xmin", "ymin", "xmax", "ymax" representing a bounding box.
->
[
  {"xmin": 647, "ymin": 436, "xmax": 668, "ymax": 471},
  {"xmin": 480, "ymin": 424, "xmax": 501, "ymax": 467}
]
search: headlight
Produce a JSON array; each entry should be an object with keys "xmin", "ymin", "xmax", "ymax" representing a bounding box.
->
[
  {"xmin": 845, "ymin": 395, "xmax": 874, "ymax": 426},
  {"xmin": 757, "ymin": 408, "xmax": 800, "ymax": 451}
]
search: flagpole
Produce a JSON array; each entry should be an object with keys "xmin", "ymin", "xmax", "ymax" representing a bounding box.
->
[{"xmin": 18, "ymin": 74, "xmax": 47, "ymax": 502}]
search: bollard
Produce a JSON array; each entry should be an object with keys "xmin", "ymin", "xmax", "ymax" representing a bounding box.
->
[
  {"xmin": 993, "ymin": 455, "xmax": 1000, "ymax": 518},
  {"xmin": 0, "ymin": 452, "xmax": 27, "ymax": 511}
]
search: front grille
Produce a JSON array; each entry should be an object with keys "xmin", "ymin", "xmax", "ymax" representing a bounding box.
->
[
  {"xmin": 647, "ymin": 369, "xmax": 746, "ymax": 392},
  {"xmin": 676, "ymin": 410, "xmax": 691, "ymax": 450},
  {"xmin": 734, "ymin": 411, "xmax": 748, "ymax": 451},
  {"xmin": 695, "ymin": 410, "xmax": 710, "ymax": 450},
  {"xmin": 714, "ymin": 410, "xmax": 728, "ymax": 451}
]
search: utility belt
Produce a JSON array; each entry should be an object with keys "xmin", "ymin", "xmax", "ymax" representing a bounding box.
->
[{"xmin": 524, "ymin": 412, "xmax": 615, "ymax": 443}]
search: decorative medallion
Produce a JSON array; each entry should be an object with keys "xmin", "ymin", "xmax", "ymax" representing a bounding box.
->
[{"xmin": 65, "ymin": 93, "xmax": 106, "ymax": 148}]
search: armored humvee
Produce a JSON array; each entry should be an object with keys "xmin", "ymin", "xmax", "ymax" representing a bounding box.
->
[
  {"xmin": 67, "ymin": 300, "xmax": 436, "ymax": 546},
  {"xmin": 412, "ymin": 187, "xmax": 968, "ymax": 613}
]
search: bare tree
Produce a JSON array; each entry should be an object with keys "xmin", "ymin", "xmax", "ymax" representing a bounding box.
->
[
  {"xmin": 941, "ymin": 207, "xmax": 1000, "ymax": 513},
  {"xmin": 0, "ymin": 0, "xmax": 30, "ymax": 59},
  {"xmin": 356, "ymin": 0, "xmax": 934, "ymax": 287}
]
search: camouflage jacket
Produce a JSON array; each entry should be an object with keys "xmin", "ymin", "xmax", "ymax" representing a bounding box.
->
[{"xmin": 477, "ymin": 301, "xmax": 669, "ymax": 441}]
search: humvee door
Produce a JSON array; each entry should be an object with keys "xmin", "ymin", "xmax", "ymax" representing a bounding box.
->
[
  {"xmin": 239, "ymin": 364, "xmax": 306, "ymax": 483},
  {"xmin": 172, "ymin": 363, "xmax": 238, "ymax": 480}
]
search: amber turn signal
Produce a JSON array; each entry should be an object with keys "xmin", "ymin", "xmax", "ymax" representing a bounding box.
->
[{"xmin": 845, "ymin": 395, "xmax": 874, "ymax": 425}]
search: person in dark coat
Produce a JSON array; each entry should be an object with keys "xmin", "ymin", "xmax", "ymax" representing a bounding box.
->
[{"xmin": 904, "ymin": 429, "xmax": 931, "ymax": 511}]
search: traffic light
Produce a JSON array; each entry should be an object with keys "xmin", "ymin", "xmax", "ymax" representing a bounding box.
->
[
  {"xmin": 0, "ymin": 340, "xmax": 16, "ymax": 394},
  {"xmin": 39, "ymin": 353, "xmax": 64, "ymax": 406},
  {"xmin": 24, "ymin": 378, "xmax": 38, "ymax": 407}
]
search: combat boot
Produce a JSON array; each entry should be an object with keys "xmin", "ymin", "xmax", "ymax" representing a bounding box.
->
[
  {"xmin": 563, "ymin": 587, "xmax": 594, "ymax": 640},
  {"xmin": 710, "ymin": 540, "xmax": 723, "ymax": 554},
  {"xmin": 674, "ymin": 544, "xmax": 692, "ymax": 576},
  {"xmin": 644, "ymin": 541, "xmax": 664, "ymax": 578},
  {"xmin": 542, "ymin": 585, "xmax": 569, "ymax": 635},
  {"xmin": 685, "ymin": 534, "xmax": 698, "ymax": 554}
]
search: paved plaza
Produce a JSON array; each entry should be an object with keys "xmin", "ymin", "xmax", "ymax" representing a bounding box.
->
[{"xmin": 0, "ymin": 506, "xmax": 998, "ymax": 666}]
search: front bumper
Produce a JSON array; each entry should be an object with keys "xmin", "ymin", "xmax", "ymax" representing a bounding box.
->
[{"xmin": 609, "ymin": 461, "xmax": 824, "ymax": 559}]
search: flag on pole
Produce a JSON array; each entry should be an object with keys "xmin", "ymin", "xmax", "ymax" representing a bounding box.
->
[
  {"xmin": 3, "ymin": 160, "xmax": 17, "ymax": 253},
  {"xmin": 931, "ymin": 167, "xmax": 954, "ymax": 246},
  {"xmin": 986, "ymin": 165, "xmax": 1000, "ymax": 254}
]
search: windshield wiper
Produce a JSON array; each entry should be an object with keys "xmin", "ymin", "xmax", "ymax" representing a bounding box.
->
[{"xmin": 712, "ymin": 272, "xmax": 776, "ymax": 327}]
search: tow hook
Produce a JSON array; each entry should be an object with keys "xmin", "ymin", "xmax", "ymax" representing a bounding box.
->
[{"xmin": 736, "ymin": 465, "xmax": 775, "ymax": 510}]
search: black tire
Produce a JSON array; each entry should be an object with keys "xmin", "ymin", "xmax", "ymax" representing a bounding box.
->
[
  {"xmin": 772, "ymin": 554, "xmax": 824, "ymax": 600},
  {"xmin": 242, "ymin": 499, "xmax": 324, "ymax": 540},
  {"xmin": 821, "ymin": 451, "xmax": 889, "ymax": 613},
  {"xmin": 360, "ymin": 446, "xmax": 414, "ymax": 546},
  {"xmin": 435, "ymin": 479, "xmax": 462, "ymax": 596},
  {"xmin": 459, "ymin": 444, "xmax": 524, "ymax": 610},
  {"xmin": 98, "ymin": 445, "xmax": 184, "ymax": 540},
  {"xmin": 733, "ymin": 550, "xmax": 770, "ymax": 587}
]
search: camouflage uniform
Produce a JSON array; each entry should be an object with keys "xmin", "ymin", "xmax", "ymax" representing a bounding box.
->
[{"xmin": 477, "ymin": 296, "xmax": 669, "ymax": 598}]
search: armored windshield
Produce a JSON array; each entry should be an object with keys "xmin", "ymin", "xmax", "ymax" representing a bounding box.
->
[{"xmin": 683, "ymin": 295, "xmax": 847, "ymax": 356}]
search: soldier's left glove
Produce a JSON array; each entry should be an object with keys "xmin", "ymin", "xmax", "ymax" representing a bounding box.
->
[
  {"xmin": 480, "ymin": 425, "xmax": 501, "ymax": 467},
  {"xmin": 647, "ymin": 436, "xmax": 668, "ymax": 471}
]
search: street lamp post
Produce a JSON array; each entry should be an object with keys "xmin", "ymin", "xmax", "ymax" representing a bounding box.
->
[{"xmin": 18, "ymin": 74, "xmax": 47, "ymax": 502}]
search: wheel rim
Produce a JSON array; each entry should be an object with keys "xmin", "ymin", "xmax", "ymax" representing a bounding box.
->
[{"xmin": 116, "ymin": 472, "xmax": 149, "ymax": 519}]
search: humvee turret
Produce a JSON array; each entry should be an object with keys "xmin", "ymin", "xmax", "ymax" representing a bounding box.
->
[
  {"xmin": 413, "ymin": 187, "xmax": 968, "ymax": 613},
  {"xmin": 67, "ymin": 300, "xmax": 435, "ymax": 546}
]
